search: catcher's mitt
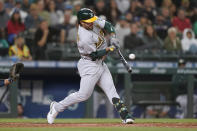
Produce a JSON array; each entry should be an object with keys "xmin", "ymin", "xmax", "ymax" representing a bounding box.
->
[{"xmin": 9, "ymin": 63, "xmax": 24, "ymax": 81}]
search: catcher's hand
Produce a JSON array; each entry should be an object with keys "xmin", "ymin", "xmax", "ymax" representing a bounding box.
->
[{"xmin": 9, "ymin": 63, "xmax": 24, "ymax": 81}]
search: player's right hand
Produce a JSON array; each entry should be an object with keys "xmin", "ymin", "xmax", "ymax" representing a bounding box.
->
[
  {"xmin": 106, "ymin": 45, "xmax": 116, "ymax": 52},
  {"xmin": 110, "ymin": 37, "xmax": 120, "ymax": 49}
]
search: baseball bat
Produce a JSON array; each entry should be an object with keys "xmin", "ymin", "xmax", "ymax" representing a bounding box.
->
[
  {"xmin": 117, "ymin": 49, "xmax": 132, "ymax": 73},
  {"xmin": 0, "ymin": 85, "xmax": 10, "ymax": 105}
]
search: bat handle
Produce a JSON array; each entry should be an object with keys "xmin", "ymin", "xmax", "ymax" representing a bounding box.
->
[{"xmin": 127, "ymin": 64, "xmax": 132, "ymax": 73}]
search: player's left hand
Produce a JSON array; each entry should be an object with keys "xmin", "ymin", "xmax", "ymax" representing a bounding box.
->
[
  {"xmin": 106, "ymin": 45, "xmax": 116, "ymax": 52},
  {"xmin": 110, "ymin": 37, "xmax": 120, "ymax": 49}
]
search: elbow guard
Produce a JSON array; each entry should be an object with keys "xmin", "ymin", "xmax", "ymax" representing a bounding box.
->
[{"xmin": 104, "ymin": 21, "xmax": 115, "ymax": 34}]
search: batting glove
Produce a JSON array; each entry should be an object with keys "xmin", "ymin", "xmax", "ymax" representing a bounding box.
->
[
  {"xmin": 106, "ymin": 45, "xmax": 116, "ymax": 52},
  {"xmin": 110, "ymin": 37, "xmax": 120, "ymax": 49}
]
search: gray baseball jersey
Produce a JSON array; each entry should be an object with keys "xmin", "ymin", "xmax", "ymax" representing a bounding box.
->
[
  {"xmin": 77, "ymin": 18, "xmax": 108, "ymax": 77},
  {"xmin": 77, "ymin": 18, "xmax": 107, "ymax": 55}
]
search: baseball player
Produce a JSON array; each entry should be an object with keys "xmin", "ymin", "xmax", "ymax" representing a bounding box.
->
[{"xmin": 47, "ymin": 8, "xmax": 134, "ymax": 124}]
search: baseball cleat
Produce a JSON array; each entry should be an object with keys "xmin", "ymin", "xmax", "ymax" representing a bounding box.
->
[
  {"xmin": 122, "ymin": 118, "xmax": 134, "ymax": 124},
  {"xmin": 47, "ymin": 101, "xmax": 59, "ymax": 124}
]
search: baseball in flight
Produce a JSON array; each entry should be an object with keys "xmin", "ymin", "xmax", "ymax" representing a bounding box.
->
[{"xmin": 129, "ymin": 53, "xmax": 136, "ymax": 60}]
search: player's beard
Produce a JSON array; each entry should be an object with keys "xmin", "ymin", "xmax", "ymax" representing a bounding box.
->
[
  {"xmin": 87, "ymin": 25, "xmax": 93, "ymax": 30},
  {"xmin": 86, "ymin": 25, "xmax": 93, "ymax": 30},
  {"xmin": 81, "ymin": 22, "xmax": 93, "ymax": 30}
]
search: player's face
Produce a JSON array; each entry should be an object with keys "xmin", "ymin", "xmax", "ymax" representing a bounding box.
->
[{"xmin": 80, "ymin": 21, "xmax": 93, "ymax": 30}]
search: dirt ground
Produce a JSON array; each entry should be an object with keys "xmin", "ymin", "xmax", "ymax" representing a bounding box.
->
[{"xmin": 0, "ymin": 122, "xmax": 197, "ymax": 128}]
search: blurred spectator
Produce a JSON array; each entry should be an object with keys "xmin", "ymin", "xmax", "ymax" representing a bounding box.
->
[
  {"xmin": 164, "ymin": 27, "xmax": 182, "ymax": 51},
  {"xmin": 84, "ymin": 0, "xmax": 94, "ymax": 7},
  {"xmin": 9, "ymin": 34, "xmax": 32, "ymax": 60},
  {"xmin": 169, "ymin": 4, "xmax": 177, "ymax": 18},
  {"xmin": 181, "ymin": 28, "xmax": 197, "ymax": 53},
  {"xmin": 124, "ymin": 22, "xmax": 144, "ymax": 50},
  {"xmin": 64, "ymin": 5, "xmax": 77, "ymax": 26},
  {"xmin": 67, "ymin": 23, "xmax": 77, "ymax": 44},
  {"xmin": 17, "ymin": 103, "xmax": 25, "ymax": 118},
  {"xmin": 145, "ymin": 105, "xmax": 170, "ymax": 118},
  {"xmin": 180, "ymin": 0, "xmax": 190, "ymax": 13},
  {"xmin": 191, "ymin": 7, "xmax": 197, "ymax": 36},
  {"xmin": 161, "ymin": 7, "xmax": 171, "ymax": 23},
  {"xmin": 154, "ymin": 14, "xmax": 169, "ymax": 40},
  {"xmin": 7, "ymin": 9, "xmax": 25, "ymax": 44},
  {"xmin": 193, "ymin": 26, "xmax": 197, "ymax": 39},
  {"xmin": 34, "ymin": 20, "xmax": 65, "ymax": 60},
  {"xmin": 172, "ymin": 59, "xmax": 187, "ymax": 101},
  {"xmin": 43, "ymin": 0, "xmax": 51, "ymax": 9},
  {"xmin": 9, "ymin": 2, "xmax": 28, "ymax": 22},
  {"xmin": 108, "ymin": 0, "xmax": 121, "ymax": 25},
  {"xmin": 141, "ymin": 0, "xmax": 158, "ymax": 23},
  {"xmin": 55, "ymin": 0, "xmax": 66, "ymax": 11},
  {"xmin": 47, "ymin": 0, "xmax": 62, "ymax": 27},
  {"xmin": 37, "ymin": 0, "xmax": 50, "ymax": 25},
  {"xmin": 125, "ymin": 12, "xmax": 133, "ymax": 23},
  {"xmin": 138, "ymin": 14, "xmax": 151, "ymax": 37},
  {"xmin": 140, "ymin": 14, "xmax": 151, "ymax": 28},
  {"xmin": 25, "ymin": 3, "xmax": 42, "ymax": 33},
  {"xmin": 141, "ymin": 25, "xmax": 163, "ymax": 50},
  {"xmin": 57, "ymin": 10, "xmax": 74, "ymax": 43},
  {"xmin": 34, "ymin": 20, "xmax": 49, "ymax": 60},
  {"xmin": 173, "ymin": 0, "xmax": 181, "ymax": 7},
  {"xmin": 0, "ymin": 28, "xmax": 9, "ymax": 56},
  {"xmin": 115, "ymin": 0, "xmax": 130, "ymax": 14},
  {"xmin": 154, "ymin": 8, "xmax": 171, "ymax": 40},
  {"xmin": 172, "ymin": 8, "xmax": 191, "ymax": 33},
  {"xmin": 162, "ymin": 0, "xmax": 173, "ymax": 9},
  {"xmin": 94, "ymin": 0, "xmax": 109, "ymax": 20},
  {"xmin": 190, "ymin": 7, "xmax": 197, "ymax": 25},
  {"xmin": 72, "ymin": 0, "xmax": 83, "ymax": 16},
  {"xmin": 21, "ymin": 0, "xmax": 30, "ymax": 13},
  {"xmin": 128, "ymin": 0, "xmax": 142, "ymax": 22},
  {"xmin": 172, "ymin": 59, "xmax": 197, "ymax": 118},
  {"xmin": 115, "ymin": 16, "xmax": 130, "ymax": 49},
  {"xmin": 4, "ymin": 0, "xmax": 15, "ymax": 14},
  {"xmin": 0, "ymin": 0, "xmax": 9, "ymax": 29}
]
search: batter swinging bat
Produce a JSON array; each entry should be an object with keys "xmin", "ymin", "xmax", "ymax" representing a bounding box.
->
[{"xmin": 117, "ymin": 49, "xmax": 132, "ymax": 73}]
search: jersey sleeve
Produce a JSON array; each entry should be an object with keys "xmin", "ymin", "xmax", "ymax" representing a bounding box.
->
[{"xmin": 94, "ymin": 18, "xmax": 105, "ymax": 28}]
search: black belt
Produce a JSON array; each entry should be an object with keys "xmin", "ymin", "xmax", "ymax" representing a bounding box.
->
[{"xmin": 81, "ymin": 54, "xmax": 103, "ymax": 61}]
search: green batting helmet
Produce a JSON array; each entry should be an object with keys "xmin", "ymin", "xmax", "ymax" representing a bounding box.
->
[{"xmin": 77, "ymin": 8, "xmax": 98, "ymax": 23}]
